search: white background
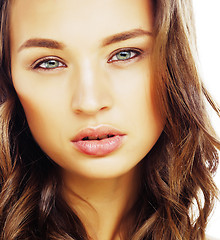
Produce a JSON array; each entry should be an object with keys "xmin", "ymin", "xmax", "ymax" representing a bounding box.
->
[{"xmin": 193, "ymin": 0, "xmax": 220, "ymax": 238}]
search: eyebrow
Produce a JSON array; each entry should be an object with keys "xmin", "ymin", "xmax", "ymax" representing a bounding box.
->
[
  {"xmin": 18, "ymin": 28, "xmax": 152, "ymax": 52},
  {"xmin": 18, "ymin": 38, "xmax": 65, "ymax": 52},
  {"xmin": 101, "ymin": 29, "xmax": 153, "ymax": 47}
]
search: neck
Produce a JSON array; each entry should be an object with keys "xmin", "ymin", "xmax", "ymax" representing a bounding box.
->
[{"xmin": 62, "ymin": 166, "xmax": 141, "ymax": 240}]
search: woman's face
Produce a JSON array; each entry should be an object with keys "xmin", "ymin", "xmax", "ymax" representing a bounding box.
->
[{"xmin": 10, "ymin": 0, "xmax": 164, "ymax": 179}]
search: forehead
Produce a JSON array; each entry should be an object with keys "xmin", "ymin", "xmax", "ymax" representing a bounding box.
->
[{"xmin": 10, "ymin": 0, "xmax": 153, "ymax": 49}]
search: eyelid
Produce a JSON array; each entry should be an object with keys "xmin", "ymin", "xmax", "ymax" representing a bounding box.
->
[
  {"xmin": 31, "ymin": 56, "xmax": 67, "ymax": 70},
  {"xmin": 107, "ymin": 47, "xmax": 143, "ymax": 63}
]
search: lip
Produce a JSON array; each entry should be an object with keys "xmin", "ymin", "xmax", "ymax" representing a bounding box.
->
[{"xmin": 71, "ymin": 126, "xmax": 126, "ymax": 156}]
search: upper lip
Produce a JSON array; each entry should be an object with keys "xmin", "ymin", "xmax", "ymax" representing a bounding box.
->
[{"xmin": 72, "ymin": 125, "xmax": 125, "ymax": 142}]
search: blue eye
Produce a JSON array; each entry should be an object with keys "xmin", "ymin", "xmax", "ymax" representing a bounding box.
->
[
  {"xmin": 41, "ymin": 60, "xmax": 60, "ymax": 69},
  {"xmin": 108, "ymin": 49, "xmax": 141, "ymax": 63},
  {"xmin": 33, "ymin": 58, "xmax": 66, "ymax": 70},
  {"xmin": 116, "ymin": 51, "xmax": 132, "ymax": 60}
]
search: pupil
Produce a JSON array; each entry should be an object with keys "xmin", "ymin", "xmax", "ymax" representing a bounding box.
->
[
  {"xmin": 46, "ymin": 60, "xmax": 58, "ymax": 68},
  {"xmin": 117, "ymin": 51, "xmax": 131, "ymax": 60}
]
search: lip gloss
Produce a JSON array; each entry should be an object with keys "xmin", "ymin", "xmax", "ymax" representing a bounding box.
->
[
  {"xmin": 71, "ymin": 126, "xmax": 126, "ymax": 156},
  {"xmin": 72, "ymin": 135, "xmax": 124, "ymax": 156}
]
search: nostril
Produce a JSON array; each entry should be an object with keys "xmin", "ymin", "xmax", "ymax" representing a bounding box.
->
[
  {"xmin": 74, "ymin": 109, "xmax": 82, "ymax": 114},
  {"xmin": 100, "ymin": 106, "xmax": 108, "ymax": 111}
]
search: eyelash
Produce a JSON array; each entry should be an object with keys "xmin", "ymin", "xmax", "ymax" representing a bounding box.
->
[
  {"xmin": 31, "ymin": 48, "xmax": 143, "ymax": 71},
  {"xmin": 107, "ymin": 48, "xmax": 143, "ymax": 63},
  {"xmin": 31, "ymin": 56, "xmax": 67, "ymax": 71}
]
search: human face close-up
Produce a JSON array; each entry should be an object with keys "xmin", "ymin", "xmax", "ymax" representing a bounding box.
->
[{"xmin": 10, "ymin": 0, "xmax": 164, "ymax": 179}]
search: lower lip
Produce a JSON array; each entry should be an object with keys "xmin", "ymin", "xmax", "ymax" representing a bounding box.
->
[{"xmin": 72, "ymin": 135, "xmax": 125, "ymax": 156}]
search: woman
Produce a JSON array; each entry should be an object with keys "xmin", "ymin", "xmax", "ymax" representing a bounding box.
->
[{"xmin": 0, "ymin": 0, "xmax": 219, "ymax": 239}]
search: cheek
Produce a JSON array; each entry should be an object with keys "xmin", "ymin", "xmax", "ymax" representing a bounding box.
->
[
  {"xmin": 122, "ymin": 64, "xmax": 164, "ymax": 148},
  {"xmin": 17, "ymin": 93, "xmax": 52, "ymax": 138},
  {"xmin": 16, "ymin": 92, "xmax": 70, "ymax": 164},
  {"xmin": 14, "ymin": 81, "xmax": 50, "ymax": 129},
  {"xmin": 17, "ymin": 94, "xmax": 43, "ymax": 124},
  {"xmin": 12, "ymin": 69, "xmax": 64, "ymax": 133},
  {"xmin": 135, "ymin": 85, "xmax": 164, "ymax": 142},
  {"xmin": 13, "ymin": 82, "xmax": 63, "ymax": 152},
  {"xmin": 114, "ymin": 62, "xmax": 164, "ymax": 132}
]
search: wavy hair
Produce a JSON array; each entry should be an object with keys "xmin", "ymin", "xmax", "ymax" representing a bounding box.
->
[{"xmin": 0, "ymin": 0, "xmax": 219, "ymax": 239}]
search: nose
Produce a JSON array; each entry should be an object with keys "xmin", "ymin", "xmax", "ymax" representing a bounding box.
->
[{"xmin": 71, "ymin": 60, "xmax": 113, "ymax": 115}]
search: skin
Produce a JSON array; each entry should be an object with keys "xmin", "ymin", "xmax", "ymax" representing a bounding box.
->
[{"xmin": 10, "ymin": 0, "xmax": 164, "ymax": 239}]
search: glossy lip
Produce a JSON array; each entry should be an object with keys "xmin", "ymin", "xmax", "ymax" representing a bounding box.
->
[{"xmin": 71, "ymin": 125, "xmax": 126, "ymax": 156}]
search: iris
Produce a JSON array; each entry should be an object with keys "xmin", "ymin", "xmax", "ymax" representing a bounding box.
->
[
  {"xmin": 43, "ymin": 60, "xmax": 60, "ymax": 69},
  {"xmin": 116, "ymin": 51, "xmax": 131, "ymax": 60}
]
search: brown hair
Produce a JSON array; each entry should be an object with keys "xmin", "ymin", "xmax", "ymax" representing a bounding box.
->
[{"xmin": 0, "ymin": 0, "xmax": 219, "ymax": 239}]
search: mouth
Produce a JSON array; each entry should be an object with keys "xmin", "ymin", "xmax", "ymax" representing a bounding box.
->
[
  {"xmin": 71, "ymin": 126, "xmax": 126, "ymax": 156},
  {"xmin": 81, "ymin": 134, "xmax": 115, "ymax": 141}
]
